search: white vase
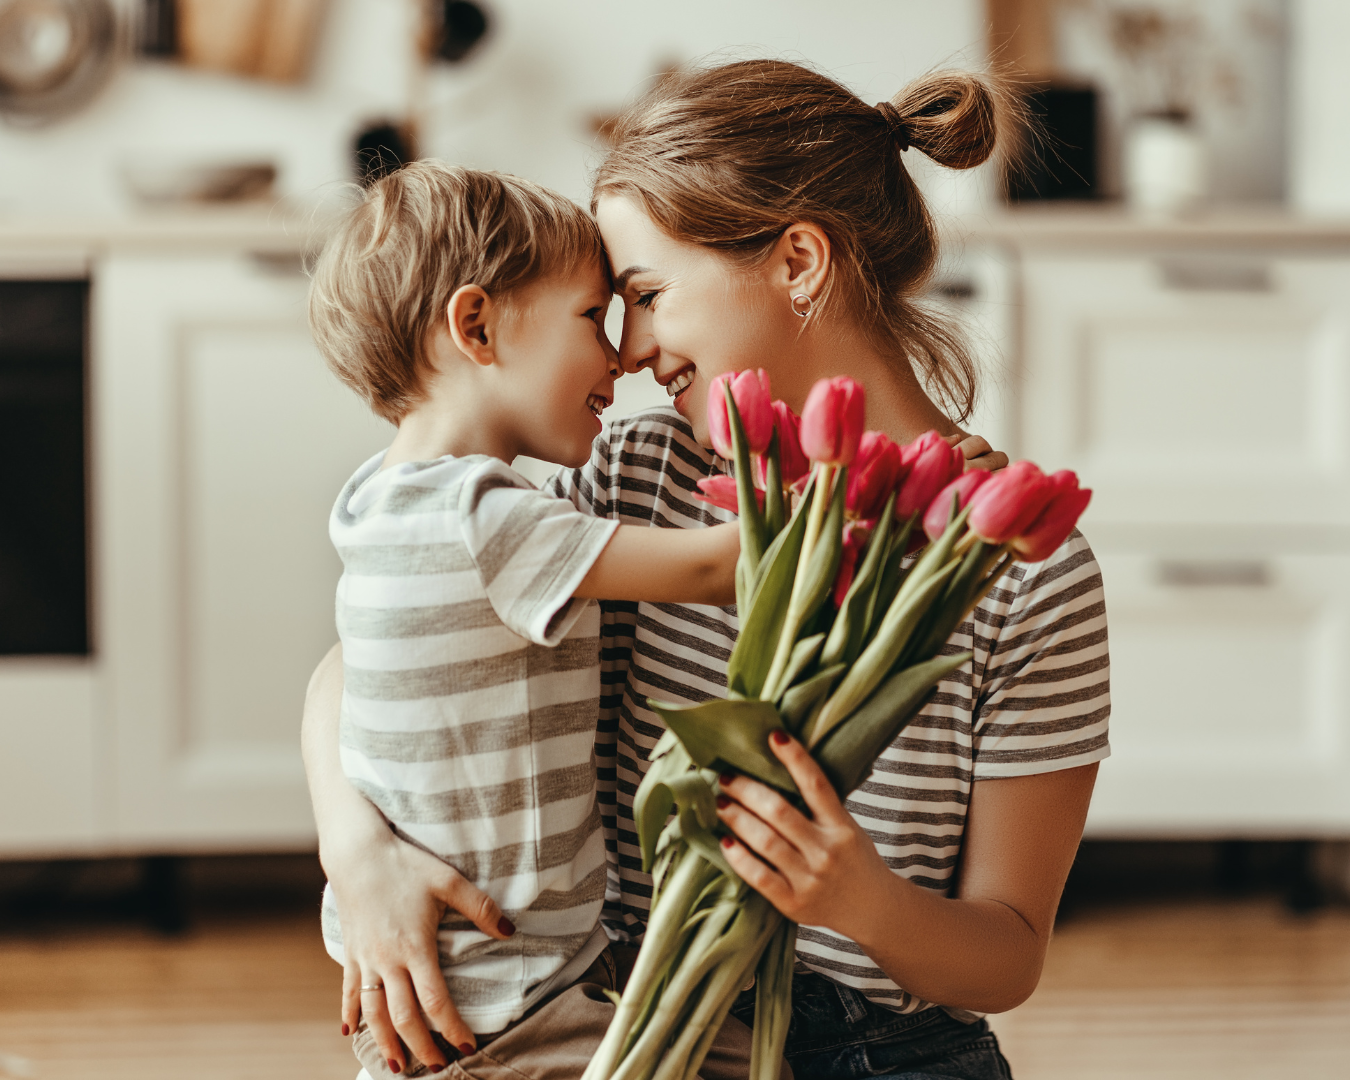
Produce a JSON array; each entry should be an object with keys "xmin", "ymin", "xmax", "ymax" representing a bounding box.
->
[{"xmin": 1124, "ymin": 114, "xmax": 1207, "ymax": 215}]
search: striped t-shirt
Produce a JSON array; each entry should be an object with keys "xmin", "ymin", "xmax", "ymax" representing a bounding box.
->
[
  {"xmin": 546, "ymin": 408, "xmax": 1111, "ymax": 1017},
  {"xmin": 323, "ymin": 451, "xmax": 618, "ymax": 1034}
]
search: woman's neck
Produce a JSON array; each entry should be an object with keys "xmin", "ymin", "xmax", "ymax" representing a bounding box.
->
[{"xmin": 795, "ymin": 320, "xmax": 960, "ymax": 443}]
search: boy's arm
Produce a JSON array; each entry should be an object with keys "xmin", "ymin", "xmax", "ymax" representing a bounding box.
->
[{"xmin": 573, "ymin": 521, "xmax": 740, "ymax": 605}]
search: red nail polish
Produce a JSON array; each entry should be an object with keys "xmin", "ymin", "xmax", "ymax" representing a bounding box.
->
[
  {"xmin": 388, "ymin": 1060, "xmax": 402, "ymax": 1075},
  {"xmin": 430, "ymin": 1066, "xmax": 445, "ymax": 1074},
  {"xmin": 458, "ymin": 1043, "xmax": 475, "ymax": 1056},
  {"xmin": 497, "ymin": 916, "xmax": 516, "ymax": 937},
  {"xmin": 719, "ymin": 771, "xmax": 736, "ymax": 785},
  {"xmin": 715, "ymin": 793, "xmax": 731, "ymax": 809},
  {"xmin": 341, "ymin": 1023, "xmax": 349, "ymax": 1037},
  {"xmin": 720, "ymin": 834, "xmax": 735, "ymax": 849},
  {"xmin": 771, "ymin": 729, "xmax": 790, "ymax": 745}
]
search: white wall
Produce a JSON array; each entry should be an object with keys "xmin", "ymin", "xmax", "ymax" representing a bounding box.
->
[
  {"xmin": 1290, "ymin": 0, "xmax": 1350, "ymax": 214},
  {"xmin": 0, "ymin": 0, "xmax": 989, "ymax": 216}
]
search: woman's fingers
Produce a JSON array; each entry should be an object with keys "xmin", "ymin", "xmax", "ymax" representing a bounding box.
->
[
  {"xmin": 341, "ymin": 957, "xmax": 362, "ymax": 1038},
  {"xmin": 715, "ymin": 791, "xmax": 810, "ymax": 880},
  {"xmin": 382, "ymin": 969, "xmax": 449, "ymax": 1073},
  {"xmin": 358, "ymin": 976, "xmax": 410, "ymax": 1074},
  {"xmin": 437, "ymin": 866, "xmax": 515, "ymax": 941},
  {"xmin": 718, "ymin": 832, "xmax": 793, "ymax": 911},
  {"xmin": 946, "ymin": 432, "xmax": 1008, "ymax": 473},
  {"xmin": 409, "ymin": 954, "xmax": 476, "ymax": 1056},
  {"xmin": 765, "ymin": 731, "xmax": 852, "ymax": 826}
]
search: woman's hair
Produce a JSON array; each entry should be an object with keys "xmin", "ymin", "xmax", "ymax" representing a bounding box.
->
[
  {"xmin": 310, "ymin": 162, "xmax": 603, "ymax": 422},
  {"xmin": 593, "ymin": 61, "xmax": 1016, "ymax": 422}
]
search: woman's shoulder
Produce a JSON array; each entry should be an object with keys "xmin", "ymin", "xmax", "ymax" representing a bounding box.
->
[
  {"xmin": 602, "ymin": 407, "xmax": 712, "ymax": 472},
  {"xmin": 996, "ymin": 529, "xmax": 1105, "ymax": 632}
]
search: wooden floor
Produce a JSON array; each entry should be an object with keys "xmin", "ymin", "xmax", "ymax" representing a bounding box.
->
[{"xmin": 0, "ymin": 900, "xmax": 1346, "ymax": 1079}]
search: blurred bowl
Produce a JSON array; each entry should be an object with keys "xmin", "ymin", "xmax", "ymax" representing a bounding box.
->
[
  {"xmin": 120, "ymin": 159, "xmax": 279, "ymax": 205},
  {"xmin": 0, "ymin": 0, "xmax": 118, "ymax": 126}
]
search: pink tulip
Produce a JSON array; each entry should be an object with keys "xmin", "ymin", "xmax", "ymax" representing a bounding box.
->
[
  {"xmin": 708, "ymin": 370, "xmax": 774, "ymax": 459},
  {"xmin": 923, "ymin": 469, "xmax": 991, "ymax": 542},
  {"xmin": 966, "ymin": 461, "xmax": 1057, "ymax": 544},
  {"xmin": 832, "ymin": 520, "xmax": 872, "ymax": 608},
  {"xmin": 894, "ymin": 431, "xmax": 964, "ymax": 520},
  {"xmin": 845, "ymin": 431, "xmax": 906, "ymax": 520},
  {"xmin": 693, "ymin": 475, "xmax": 764, "ymax": 514},
  {"xmin": 800, "ymin": 377, "xmax": 865, "ymax": 466},
  {"xmin": 1012, "ymin": 471, "xmax": 1092, "ymax": 562},
  {"xmin": 754, "ymin": 401, "xmax": 810, "ymax": 489}
]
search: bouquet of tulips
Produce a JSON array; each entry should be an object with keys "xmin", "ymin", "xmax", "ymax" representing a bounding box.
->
[{"xmin": 582, "ymin": 374, "xmax": 1091, "ymax": 1080}]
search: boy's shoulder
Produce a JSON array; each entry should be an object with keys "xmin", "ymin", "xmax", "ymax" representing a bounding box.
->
[{"xmin": 332, "ymin": 451, "xmax": 535, "ymax": 531}]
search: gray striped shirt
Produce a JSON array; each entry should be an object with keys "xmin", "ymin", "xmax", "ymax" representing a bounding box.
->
[
  {"xmin": 546, "ymin": 409, "xmax": 1110, "ymax": 1017},
  {"xmin": 323, "ymin": 451, "xmax": 618, "ymax": 1034}
]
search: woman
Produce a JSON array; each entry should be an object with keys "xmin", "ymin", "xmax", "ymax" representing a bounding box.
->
[{"xmin": 303, "ymin": 61, "xmax": 1109, "ymax": 1079}]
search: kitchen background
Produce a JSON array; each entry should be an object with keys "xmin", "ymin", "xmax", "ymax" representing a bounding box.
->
[{"xmin": 0, "ymin": 1, "xmax": 1347, "ymax": 1077}]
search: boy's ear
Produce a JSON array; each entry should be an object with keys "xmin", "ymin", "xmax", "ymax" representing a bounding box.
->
[{"xmin": 446, "ymin": 284, "xmax": 496, "ymax": 366}]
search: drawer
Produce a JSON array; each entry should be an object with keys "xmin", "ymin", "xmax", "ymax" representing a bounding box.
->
[
  {"xmin": 1086, "ymin": 550, "xmax": 1350, "ymax": 835},
  {"xmin": 1018, "ymin": 253, "xmax": 1350, "ymax": 528}
]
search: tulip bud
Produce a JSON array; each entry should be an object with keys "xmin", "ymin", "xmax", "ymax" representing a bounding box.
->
[
  {"xmin": 832, "ymin": 520, "xmax": 872, "ymax": 608},
  {"xmin": 894, "ymin": 431, "xmax": 964, "ymax": 520},
  {"xmin": 708, "ymin": 370, "xmax": 774, "ymax": 460},
  {"xmin": 1012, "ymin": 471, "xmax": 1092, "ymax": 562},
  {"xmin": 966, "ymin": 461, "xmax": 1057, "ymax": 544},
  {"xmin": 846, "ymin": 431, "xmax": 906, "ymax": 521},
  {"xmin": 922, "ymin": 469, "xmax": 991, "ymax": 542},
  {"xmin": 693, "ymin": 474, "xmax": 763, "ymax": 514},
  {"xmin": 800, "ymin": 377, "xmax": 865, "ymax": 466}
]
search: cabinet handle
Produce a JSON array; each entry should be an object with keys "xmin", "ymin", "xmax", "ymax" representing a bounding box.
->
[
  {"xmin": 1157, "ymin": 257, "xmax": 1272, "ymax": 292},
  {"xmin": 1158, "ymin": 560, "xmax": 1270, "ymax": 587}
]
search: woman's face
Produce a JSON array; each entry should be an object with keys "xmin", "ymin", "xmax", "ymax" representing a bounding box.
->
[{"xmin": 596, "ymin": 195, "xmax": 806, "ymax": 448}]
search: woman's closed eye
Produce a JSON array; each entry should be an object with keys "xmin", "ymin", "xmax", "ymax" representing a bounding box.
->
[{"xmin": 634, "ymin": 290, "xmax": 659, "ymax": 310}]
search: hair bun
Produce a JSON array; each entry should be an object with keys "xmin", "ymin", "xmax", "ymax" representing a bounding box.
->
[{"xmin": 889, "ymin": 71, "xmax": 1005, "ymax": 170}]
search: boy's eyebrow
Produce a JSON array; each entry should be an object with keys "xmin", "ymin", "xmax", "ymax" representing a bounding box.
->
[{"xmin": 612, "ymin": 265, "xmax": 653, "ymax": 291}]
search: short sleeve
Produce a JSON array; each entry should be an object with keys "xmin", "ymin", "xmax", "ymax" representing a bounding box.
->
[
  {"xmin": 970, "ymin": 530, "xmax": 1111, "ymax": 778},
  {"xmin": 459, "ymin": 458, "xmax": 618, "ymax": 646}
]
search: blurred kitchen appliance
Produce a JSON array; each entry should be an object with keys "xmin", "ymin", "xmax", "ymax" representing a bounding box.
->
[
  {"xmin": 176, "ymin": 0, "xmax": 325, "ymax": 84},
  {"xmin": 0, "ymin": 0, "xmax": 117, "ymax": 125},
  {"xmin": 433, "ymin": 0, "xmax": 488, "ymax": 62},
  {"xmin": 1006, "ymin": 83, "xmax": 1100, "ymax": 202},
  {"xmin": 1123, "ymin": 110, "xmax": 1207, "ymax": 215},
  {"xmin": 0, "ymin": 279, "xmax": 89, "ymax": 656}
]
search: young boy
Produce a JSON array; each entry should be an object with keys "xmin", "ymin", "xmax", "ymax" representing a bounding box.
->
[{"xmin": 307, "ymin": 163, "xmax": 739, "ymax": 1078}]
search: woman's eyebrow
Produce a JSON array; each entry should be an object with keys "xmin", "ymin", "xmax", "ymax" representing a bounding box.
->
[{"xmin": 612, "ymin": 265, "xmax": 653, "ymax": 291}]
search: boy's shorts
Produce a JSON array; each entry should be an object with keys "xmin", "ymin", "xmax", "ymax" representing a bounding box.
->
[{"xmin": 352, "ymin": 946, "xmax": 791, "ymax": 1080}]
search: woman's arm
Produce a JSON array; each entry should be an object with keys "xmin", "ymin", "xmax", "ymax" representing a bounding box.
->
[
  {"xmin": 575, "ymin": 521, "xmax": 739, "ymax": 604},
  {"xmin": 302, "ymin": 645, "xmax": 512, "ymax": 1071},
  {"xmin": 715, "ymin": 734, "xmax": 1097, "ymax": 1014}
]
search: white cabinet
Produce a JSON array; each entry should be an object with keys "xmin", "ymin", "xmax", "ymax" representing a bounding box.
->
[
  {"xmin": 0, "ymin": 236, "xmax": 389, "ymax": 856},
  {"xmin": 93, "ymin": 252, "xmax": 389, "ymax": 850},
  {"xmin": 959, "ymin": 218, "xmax": 1350, "ymax": 837}
]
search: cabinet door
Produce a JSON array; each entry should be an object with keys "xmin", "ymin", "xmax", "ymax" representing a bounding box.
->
[
  {"xmin": 95, "ymin": 253, "xmax": 389, "ymax": 849},
  {"xmin": 1086, "ymin": 549, "xmax": 1350, "ymax": 835},
  {"xmin": 1019, "ymin": 253, "xmax": 1350, "ymax": 527}
]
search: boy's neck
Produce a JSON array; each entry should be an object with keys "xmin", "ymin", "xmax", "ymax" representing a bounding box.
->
[{"xmin": 383, "ymin": 392, "xmax": 520, "ymax": 469}]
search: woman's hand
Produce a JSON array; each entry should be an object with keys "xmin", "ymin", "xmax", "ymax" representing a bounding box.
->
[
  {"xmin": 326, "ymin": 828, "xmax": 513, "ymax": 1071},
  {"xmin": 714, "ymin": 730, "xmax": 892, "ymax": 937},
  {"xmin": 945, "ymin": 432, "xmax": 1008, "ymax": 473}
]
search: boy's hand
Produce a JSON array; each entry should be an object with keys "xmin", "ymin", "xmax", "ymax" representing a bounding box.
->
[{"xmin": 945, "ymin": 432, "xmax": 1008, "ymax": 473}]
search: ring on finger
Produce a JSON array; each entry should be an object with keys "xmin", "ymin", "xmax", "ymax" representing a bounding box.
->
[{"xmin": 360, "ymin": 982, "xmax": 385, "ymax": 993}]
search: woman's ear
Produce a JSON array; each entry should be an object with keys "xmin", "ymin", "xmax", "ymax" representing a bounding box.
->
[
  {"xmin": 446, "ymin": 284, "xmax": 496, "ymax": 366},
  {"xmin": 775, "ymin": 222, "xmax": 831, "ymax": 300}
]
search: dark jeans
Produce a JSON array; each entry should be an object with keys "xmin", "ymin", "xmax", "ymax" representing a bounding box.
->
[{"xmin": 731, "ymin": 972, "xmax": 1013, "ymax": 1080}]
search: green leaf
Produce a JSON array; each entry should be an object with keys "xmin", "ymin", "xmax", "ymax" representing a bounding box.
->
[
  {"xmin": 814, "ymin": 650, "xmax": 973, "ymax": 795},
  {"xmin": 648, "ymin": 697, "xmax": 799, "ymax": 794},
  {"xmin": 865, "ymin": 513, "xmax": 917, "ymax": 648},
  {"xmin": 764, "ymin": 632, "xmax": 825, "ymax": 704},
  {"xmin": 821, "ymin": 492, "xmax": 896, "ymax": 669},
  {"xmin": 778, "ymin": 662, "xmax": 845, "ymax": 735},
  {"xmin": 632, "ymin": 740, "xmax": 695, "ymax": 870},
  {"xmin": 726, "ymin": 482, "xmax": 814, "ymax": 698},
  {"xmin": 805, "ymin": 559, "xmax": 959, "ymax": 748},
  {"xmin": 726, "ymin": 392, "xmax": 766, "ymax": 581},
  {"xmin": 763, "ymin": 429, "xmax": 785, "ymax": 541}
]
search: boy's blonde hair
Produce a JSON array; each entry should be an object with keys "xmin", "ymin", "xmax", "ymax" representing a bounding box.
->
[{"xmin": 309, "ymin": 162, "xmax": 604, "ymax": 422}]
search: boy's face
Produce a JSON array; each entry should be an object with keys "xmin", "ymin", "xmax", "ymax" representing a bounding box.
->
[{"xmin": 495, "ymin": 259, "xmax": 619, "ymax": 468}]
